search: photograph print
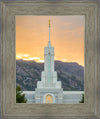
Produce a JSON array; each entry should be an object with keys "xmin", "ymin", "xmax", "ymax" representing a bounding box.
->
[{"xmin": 16, "ymin": 16, "xmax": 84, "ymax": 104}]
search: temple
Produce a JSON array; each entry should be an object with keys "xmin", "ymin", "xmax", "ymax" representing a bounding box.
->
[{"xmin": 23, "ymin": 20, "xmax": 84, "ymax": 104}]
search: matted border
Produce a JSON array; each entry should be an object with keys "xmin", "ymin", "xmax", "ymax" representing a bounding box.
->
[{"xmin": 0, "ymin": 0, "xmax": 100, "ymax": 119}]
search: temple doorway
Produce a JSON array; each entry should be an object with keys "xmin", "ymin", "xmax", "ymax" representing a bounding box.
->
[{"xmin": 45, "ymin": 95, "xmax": 53, "ymax": 103}]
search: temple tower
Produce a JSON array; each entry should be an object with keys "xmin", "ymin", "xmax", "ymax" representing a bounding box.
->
[{"xmin": 35, "ymin": 20, "xmax": 63, "ymax": 103}]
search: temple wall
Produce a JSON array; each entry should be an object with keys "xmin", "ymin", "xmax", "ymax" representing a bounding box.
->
[{"xmin": 23, "ymin": 91, "xmax": 84, "ymax": 104}]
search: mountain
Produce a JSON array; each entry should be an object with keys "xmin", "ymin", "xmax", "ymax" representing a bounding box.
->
[{"xmin": 16, "ymin": 60, "xmax": 84, "ymax": 91}]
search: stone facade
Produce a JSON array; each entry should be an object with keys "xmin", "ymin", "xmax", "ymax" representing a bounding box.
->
[
  {"xmin": 23, "ymin": 91, "xmax": 84, "ymax": 104},
  {"xmin": 35, "ymin": 88, "xmax": 63, "ymax": 103}
]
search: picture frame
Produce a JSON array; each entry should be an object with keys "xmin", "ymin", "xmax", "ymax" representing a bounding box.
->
[{"xmin": 0, "ymin": 0, "xmax": 100, "ymax": 118}]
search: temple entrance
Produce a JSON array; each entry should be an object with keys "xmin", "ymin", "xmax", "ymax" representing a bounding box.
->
[{"xmin": 45, "ymin": 95, "xmax": 53, "ymax": 103}]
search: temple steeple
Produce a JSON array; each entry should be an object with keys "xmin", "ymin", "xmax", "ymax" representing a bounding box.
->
[
  {"xmin": 36, "ymin": 20, "xmax": 61, "ymax": 88},
  {"xmin": 35, "ymin": 20, "xmax": 63, "ymax": 104},
  {"xmin": 48, "ymin": 19, "xmax": 51, "ymax": 47}
]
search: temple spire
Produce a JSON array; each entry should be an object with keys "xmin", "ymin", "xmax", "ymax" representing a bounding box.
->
[{"xmin": 48, "ymin": 19, "xmax": 51, "ymax": 46}]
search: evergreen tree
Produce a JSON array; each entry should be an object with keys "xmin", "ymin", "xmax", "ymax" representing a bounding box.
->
[
  {"xmin": 16, "ymin": 86, "xmax": 27, "ymax": 103},
  {"xmin": 80, "ymin": 93, "xmax": 84, "ymax": 103}
]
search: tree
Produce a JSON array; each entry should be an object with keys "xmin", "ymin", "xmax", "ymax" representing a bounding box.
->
[
  {"xmin": 16, "ymin": 86, "xmax": 27, "ymax": 103},
  {"xmin": 80, "ymin": 93, "xmax": 84, "ymax": 103}
]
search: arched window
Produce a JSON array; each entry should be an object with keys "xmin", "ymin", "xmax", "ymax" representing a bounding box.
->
[{"xmin": 45, "ymin": 95, "xmax": 53, "ymax": 103}]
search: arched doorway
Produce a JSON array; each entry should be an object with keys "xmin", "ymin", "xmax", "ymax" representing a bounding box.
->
[{"xmin": 45, "ymin": 95, "xmax": 53, "ymax": 103}]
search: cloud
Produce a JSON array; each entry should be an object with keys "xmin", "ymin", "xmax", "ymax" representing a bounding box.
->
[
  {"xmin": 16, "ymin": 54, "xmax": 22, "ymax": 59},
  {"xmin": 16, "ymin": 54, "xmax": 44, "ymax": 62},
  {"xmin": 30, "ymin": 57, "xmax": 40, "ymax": 60},
  {"xmin": 62, "ymin": 59, "xmax": 67, "ymax": 62},
  {"xmin": 22, "ymin": 54, "xmax": 29, "ymax": 57},
  {"xmin": 22, "ymin": 58, "xmax": 28, "ymax": 60},
  {"xmin": 39, "ymin": 60, "xmax": 44, "ymax": 62}
]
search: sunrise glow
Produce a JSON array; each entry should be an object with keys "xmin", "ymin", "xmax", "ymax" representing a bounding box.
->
[{"xmin": 16, "ymin": 16, "xmax": 84, "ymax": 66}]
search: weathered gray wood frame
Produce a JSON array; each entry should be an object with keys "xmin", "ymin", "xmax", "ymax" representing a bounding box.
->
[{"xmin": 0, "ymin": 0, "xmax": 100, "ymax": 119}]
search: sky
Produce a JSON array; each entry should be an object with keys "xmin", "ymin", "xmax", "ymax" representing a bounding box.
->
[{"xmin": 16, "ymin": 16, "xmax": 84, "ymax": 66}]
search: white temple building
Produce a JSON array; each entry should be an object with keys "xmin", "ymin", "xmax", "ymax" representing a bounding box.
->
[{"xmin": 23, "ymin": 20, "xmax": 84, "ymax": 104}]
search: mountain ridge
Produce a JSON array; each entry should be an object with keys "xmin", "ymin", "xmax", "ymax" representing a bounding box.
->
[{"xmin": 16, "ymin": 60, "xmax": 84, "ymax": 91}]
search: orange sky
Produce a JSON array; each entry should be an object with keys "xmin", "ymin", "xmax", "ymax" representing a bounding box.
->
[{"xmin": 16, "ymin": 16, "xmax": 84, "ymax": 66}]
